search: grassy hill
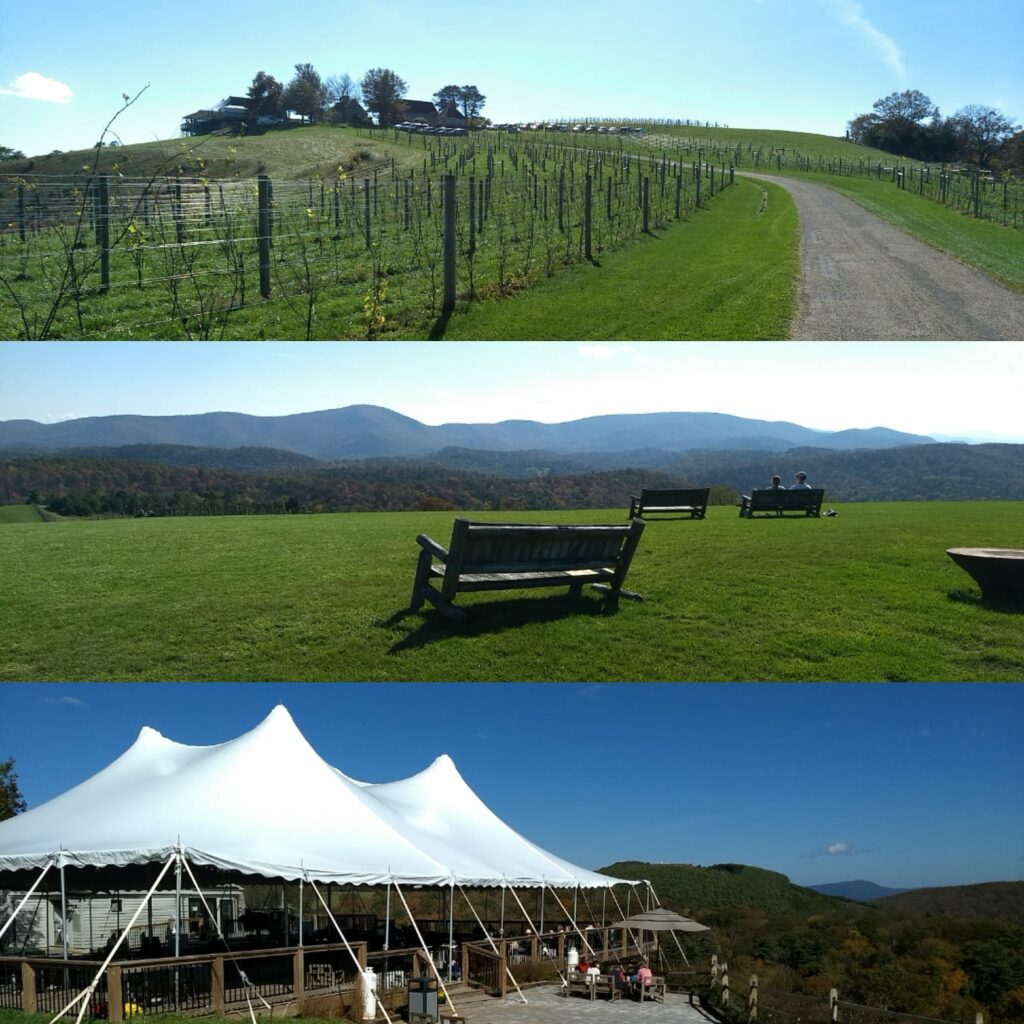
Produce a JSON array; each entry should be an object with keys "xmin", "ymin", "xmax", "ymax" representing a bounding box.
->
[
  {"xmin": 1, "ymin": 501, "xmax": 1021, "ymax": 682},
  {"xmin": 601, "ymin": 861, "xmax": 840, "ymax": 916},
  {"xmin": 4, "ymin": 125, "xmax": 412, "ymax": 183}
]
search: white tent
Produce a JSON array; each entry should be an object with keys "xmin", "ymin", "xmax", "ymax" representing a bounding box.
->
[{"xmin": 0, "ymin": 705, "xmax": 632, "ymax": 890}]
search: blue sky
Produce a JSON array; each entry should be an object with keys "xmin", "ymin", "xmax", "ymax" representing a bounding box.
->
[
  {"xmin": 2, "ymin": 0, "xmax": 1021, "ymax": 157},
  {"xmin": 1, "ymin": 683, "xmax": 1021, "ymax": 890},
  {"xmin": 2, "ymin": 342, "xmax": 1023, "ymax": 442}
]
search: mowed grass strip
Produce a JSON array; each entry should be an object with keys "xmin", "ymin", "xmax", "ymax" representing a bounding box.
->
[
  {"xmin": 1, "ymin": 502, "xmax": 1021, "ymax": 682},
  {"xmin": 437, "ymin": 177, "xmax": 798, "ymax": 340},
  {"xmin": 783, "ymin": 171, "xmax": 1024, "ymax": 291},
  {"xmin": 0, "ymin": 504, "xmax": 44, "ymax": 523}
]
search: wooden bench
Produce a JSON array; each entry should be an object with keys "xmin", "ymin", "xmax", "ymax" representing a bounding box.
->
[
  {"xmin": 629, "ymin": 487, "xmax": 710, "ymax": 520},
  {"xmin": 635, "ymin": 975, "xmax": 667, "ymax": 1002},
  {"xmin": 411, "ymin": 518, "xmax": 646, "ymax": 620},
  {"xmin": 565, "ymin": 973, "xmax": 621, "ymax": 1001},
  {"xmin": 739, "ymin": 488, "xmax": 824, "ymax": 518}
]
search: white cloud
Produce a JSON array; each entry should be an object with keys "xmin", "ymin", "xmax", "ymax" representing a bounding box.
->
[
  {"xmin": 827, "ymin": 841, "xmax": 853, "ymax": 855},
  {"xmin": 1, "ymin": 72, "xmax": 73, "ymax": 104},
  {"xmin": 44, "ymin": 696, "xmax": 86, "ymax": 707},
  {"xmin": 824, "ymin": 0, "xmax": 904, "ymax": 77}
]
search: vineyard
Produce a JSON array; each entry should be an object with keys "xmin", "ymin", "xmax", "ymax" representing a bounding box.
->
[
  {"xmin": 0, "ymin": 128, "xmax": 738, "ymax": 340},
  {"xmin": 2, "ymin": 122, "xmax": 1019, "ymax": 340}
]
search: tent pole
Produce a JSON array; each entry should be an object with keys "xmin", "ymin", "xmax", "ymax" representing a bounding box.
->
[
  {"xmin": 539, "ymin": 882, "xmax": 544, "ymax": 936},
  {"xmin": 391, "ymin": 882, "xmax": 458, "ymax": 1016},
  {"xmin": 572, "ymin": 885, "xmax": 578, "ymax": 932},
  {"xmin": 299, "ymin": 878, "xmax": 304, "ymax": 948},
  {"xmin": 447, "ymin": 881, "xmax": 454, "ymax": 982},
  {"xmin": 174, "ymin": 852, "xmax": 182, "ymax": 957},
  {"xmin": 545, "ymin": 886, "xmax": 594, "ymax": 956},
  {"xmin": 457, "ymin": 885, "xmax": 528, "ymax": 1004},
  {"xmin": 499, "ymin": 884, "xmax": 505, "ymax": 938},
  {"xmin": 177, "ymin": 854, "xmax": 273, "ymax": 1013},
  {"xmin": 308, "ymin": 877, "xmax": 393, "ymax": 1024},
  {"xmin": 46, "ymin": 851, "xmax": 178, "ymax": 1024},
  {"xmin": 59, "ymin": 860, "xmax": 69, "ymax": 961},
  {"xmin": 602, "ymin": 888, "xmax": 607, "ymax": 927},
  {"xmin": 0, "ymin": 858, "xmax": 54, "ymax": 943},
  {"xmin": 384, "ymin": 881, "xmax": 391, "ymax": 951}
]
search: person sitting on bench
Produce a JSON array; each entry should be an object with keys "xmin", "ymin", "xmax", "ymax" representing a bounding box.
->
[{"xmin": 791, "ymin": 471, "xmax": 812, "ymax": 489}]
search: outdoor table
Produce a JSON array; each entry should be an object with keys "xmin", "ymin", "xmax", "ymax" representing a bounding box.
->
[{"xmin": 946, "ymin": 548, "xmax": 1024, "ymax": 602}]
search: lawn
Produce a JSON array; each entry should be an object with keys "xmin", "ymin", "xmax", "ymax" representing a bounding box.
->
[
  {"xmin": 437, "ymin": 176, "xmax": 797, "ymax": 339},
  {"xmin": 1, "ymin": 502, "xmax": 1020, "ymax": 682}
]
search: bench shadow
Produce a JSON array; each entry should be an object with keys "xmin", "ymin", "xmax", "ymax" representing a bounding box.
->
[
  {"xmin": 381, "ymin": 593, "xmax": 623, "ymax": 654},
  {"xmin": 946, "ymin": 589, "xmax": 1024, "ymax": 614}
]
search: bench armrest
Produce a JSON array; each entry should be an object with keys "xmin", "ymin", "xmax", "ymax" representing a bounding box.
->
[{"xmin": 415, "ymin": 534, "xmax": 450, "ymax": 562}]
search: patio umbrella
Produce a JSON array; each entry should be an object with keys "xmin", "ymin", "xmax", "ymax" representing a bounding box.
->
[
  {"xmin": 613, "ymin": 907, "xmax": 709, "ymax": 932},
  {"xmin": 611, "ymin": 907, "xmax": 709, "ymax": 969}
]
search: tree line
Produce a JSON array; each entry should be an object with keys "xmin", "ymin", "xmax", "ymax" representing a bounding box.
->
[
  {"xmin": 606, "ymin": 863, "xmax": 1024, "ymax": 1024},
  {"xmin": 848, "ymin": 90, "xmax": 1021, "ymax": 170},
  {"xmin": 245, "ymin": 64, "xmax": 486, "ymax": 128},
  {"xmin": 0, "ymin": 454, "xmax": 708, "ymax": 518}
]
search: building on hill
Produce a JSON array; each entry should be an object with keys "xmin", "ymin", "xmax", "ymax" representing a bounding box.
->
[
  {"xmin": 180, "ymin": 96, "xmax": 255, "ymax": 136},
  {"xmin": 400, "ymin": 99, "xmax": 439, "ymax": 125},
  {"xmin": 327, "ymin": 95, "xmax": 372, "ymax": 126},
  {"xmin": 436, "ymin": 101, "xmax": 467, "ymax": 128}
]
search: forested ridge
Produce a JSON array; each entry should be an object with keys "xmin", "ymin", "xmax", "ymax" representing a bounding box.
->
[
  {"xmin": 603, "ymin": 863, "xmax": 1024, "ymax": 1024},
  {"xmin": 1, "ymin": 442, "xmax": 1020, "ymax": 517}
]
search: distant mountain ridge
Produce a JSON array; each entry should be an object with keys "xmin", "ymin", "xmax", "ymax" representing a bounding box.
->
[
  {"xmin": 809, "ymin": 880, "xmax": 914, "ymax": 901},
  {"xmin": 0, "ymin": 405, "xmax": 935, "ymax": 460}
]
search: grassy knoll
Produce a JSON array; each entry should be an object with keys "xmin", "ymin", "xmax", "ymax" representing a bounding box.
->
[
  {"xmin": 773, "ymin": 170, "xmax": 1024, "ymax": 291},
  {"xmin": 1, "ymin": 502, "xmax": 1021, "ymax": 683},
  {"xmin": 436, "ymin": 176, "xmax": 798, "ymax": 339},
  {"xmin": 3, "ymin": 125, "xmax": 424, "ymax": 182},
  {"xmin": 0, "ymin": 504, "xmax": 43, "ymax": 523}
]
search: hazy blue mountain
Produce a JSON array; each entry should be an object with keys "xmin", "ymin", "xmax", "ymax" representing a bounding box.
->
[
  {"xmin": 809, "ymin": 880, "xmax": 915, "ymax": 901},
  {"xmin": 0, "ymin": 406, "xmax": 935, "ymax": 460}
]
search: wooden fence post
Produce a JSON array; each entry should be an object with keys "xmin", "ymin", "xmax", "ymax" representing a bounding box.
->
[
  {"xmin": 468, "ymin": 175, "xmax": 476, "ymax": 256},
  {"xmin": 108, "ymin": 963, "xmax": 124, "ymax": 1023},
  {"xmin": 584, "ymin": 173, "xmax": 592, "ymax": 259},
  {"xmin": 257, "ymin": 174, "xmax": 271, "ymax": 299},
  {"xmin": 17, "ymin": 184, "xmax": 26, "ymax": 243},
  {"xmin": 642, "ymin": 176, "xmax": 650, "ymax": 233},
  {"xmin": 212, "ymin": 955, "xmax": 225, "ymax": 1015},
  {"xmin": 721, "ymin": 960, "xmax": 730, "ymax": 1006},
  {"xmin": 749, "ymin": 974, "xmax": 758, "ymax": 1023},
  {"xmin": 20, "ymin": 962, "xmax": 36, "ymax": 1014},
  {"xmin": 363, "ymin": 179, "xmax": 371, "ymax": 248},
  {"xmin": 499, "ymin": 939, "xmax": 508, "ymax": 997},
  {"xmin": 97, "ymin": 175, "xmax": 110, "ymax": 293},
  {"xmin": 293, "ymin": 946, "xmax": 305, "ymax": 1004},
  {"xmin": 829, "ymin": 987, "xmax": 839, "ymax": 1024},
  {"xmin": 442, "ymin": 173, "xmax": 456, "ymax": 313},
  {"xmin": 175, "ymin": 181, "xmax": 185, "ymax": 245}
]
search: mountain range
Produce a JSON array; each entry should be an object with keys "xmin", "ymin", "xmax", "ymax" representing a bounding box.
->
[
  {"xmin": 807, "ymin": 879, "xmax": 914, "ymax": 900},
  {"xmin": 0, "ymin": 405, "xmax": 935, "ymax": 460}
]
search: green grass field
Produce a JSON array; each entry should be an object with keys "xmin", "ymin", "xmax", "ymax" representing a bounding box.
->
[
  {"xmin": 0, "ymin": 504, "xmax": 44, "ymax": 523},
  {"xmin": 2, "ymin": 502, "xmax": 1021, "ymax": 682},
  {"xmin": 437, "ymin": 176, "xmax": 797, "ymax": 339}
]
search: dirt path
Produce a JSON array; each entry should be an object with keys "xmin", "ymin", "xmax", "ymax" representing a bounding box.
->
[{"xmin": 743, "ymin": 173, "xmax": 1024, "ymax": 339}]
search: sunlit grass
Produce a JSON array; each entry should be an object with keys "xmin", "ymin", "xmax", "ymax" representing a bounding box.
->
[{"xmin": 1, "ymin": 502, "xmax": 1020, "ymax": 682}]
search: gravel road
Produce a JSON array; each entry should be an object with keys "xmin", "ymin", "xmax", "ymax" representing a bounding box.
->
[{"xmin": 742, "ymin": 173, "xmax": 1024, "ymax": 340}]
